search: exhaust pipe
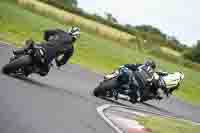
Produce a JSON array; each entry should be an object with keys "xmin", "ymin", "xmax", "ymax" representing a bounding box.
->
[{"xmin": 118, "ymin": 94, "xmax": 130, "ymax": 101}]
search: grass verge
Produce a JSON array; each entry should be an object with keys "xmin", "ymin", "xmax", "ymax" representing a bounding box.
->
[
  {"xmin": 17, "ymin": 0, "xmax": 134, "ymax": 43},
  {"xmin": 137, "ymin": 116, "xmax": 200, "ymax": 133},
  {"xmin": 0, "ymin": 0, "xmax": 200, "ymax": 105}
]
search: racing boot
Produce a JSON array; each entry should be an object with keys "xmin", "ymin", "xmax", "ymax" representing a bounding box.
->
[
  {"xmin": 13, "ymin": 39, "xmax": 34, "ymax": 55},
  {"xmin": 128, "ymin": 90, "xmax": 141, "ymax": 103},
  {"xmin": 129, "ymin": 93, "xmax": 137, "ymax": 104},
  {"xmin": 155, "ymin": 94, "xmax": 163, "ymax": 100},
  {"xmin": 136, "ymin": 89, "xmax": 141, "ymax": 102},
  {"xmin": 13, "ymin": 48, "xmax": 25, "ymax": 55},
  {"xmin": 154, "ymin": 89, "xmax": 163, "ymax": 100}
]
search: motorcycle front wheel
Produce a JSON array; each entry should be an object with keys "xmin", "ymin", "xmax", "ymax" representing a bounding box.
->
[
  {"xmin": 2, "ymin": 55, "xmax": 32, "ymax": 75},
  {"xmin": 93, "ymin": 77, "xmax": 119, "ymax": 97}
]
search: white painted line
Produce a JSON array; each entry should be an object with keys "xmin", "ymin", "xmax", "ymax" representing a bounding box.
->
[
  {"xmin": 112, "ymin": 104, "xmax": 200, "ymax": 126},
  {"xmin": 108, "ymin": 113, "xmax": 145, "ymax": 129},
  {"xmin": 0, "ymin": 41, "xmax": 14, "ymax": 49},
  {"xmin": 97, "ymin": 104, "xmax": 123, "ymax": 133},
  {"xmin": 112, "ymin": 107, "xmax": 148, "ymax": 117},
  {"xmin": 0, "ymin": 41, "xmax": 11, "ymax": 46},
  {"xmin": 97, "ymin": 104, "xmax": 200, "ymax": 133},
  {"xmin": 0, "ymin": 45, "xmax": 6, "ymax": 48},
  {"xmin": 97, "ymin": 104, "xmax": 152, "ymax": 133}
]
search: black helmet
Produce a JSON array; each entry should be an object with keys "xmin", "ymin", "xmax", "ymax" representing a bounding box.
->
[
  {"xmin": 144, "ymin": 59, "xmax": 156, "ymax": 69},
  {"xmin": 68, "ymin": 26, "xmax": 80, "ymax": 40}
]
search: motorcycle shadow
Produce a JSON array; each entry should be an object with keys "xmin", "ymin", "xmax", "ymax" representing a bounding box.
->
[
  {"xmin": 8, "ymin": 75, "xmax": 174, "ymax": 115},
  {"xmin": 99, "ymin": 96, "xmax": 133, "ymax": 108},
  {"xmin": 141, "ymin": 102, "xmax": 173, "ymax": 114},
  {"xmin": 9, "ymin": 75, "xmax": 92, "ymax": 103},
  {"xmin": 12, "ymin": 75, "xmax": 53, "ymax": 88},
  {"xmin": 99, "ymin": 96, "xmax": 173, "ymax": 115},
  {"xmin": 10, "ymin": 75, "xmax": 72, "ymax": 94}
]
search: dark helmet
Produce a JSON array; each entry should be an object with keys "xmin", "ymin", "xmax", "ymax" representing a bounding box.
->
[
  {"xmin": 68, "ymin": 26, "xmax": 80, "ymax": 40},
  {"xmin": 144, "ymin": 59, "xmax": 156, "ymax": 69}
]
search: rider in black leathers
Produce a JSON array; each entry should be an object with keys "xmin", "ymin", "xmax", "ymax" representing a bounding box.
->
[
  {"xmin": 13, "ymin": 26, "xmax": 80, "ymax": 76},
  {"xmin": 123, "ymin": 60, "xmax": 165, "ymax": 102}
]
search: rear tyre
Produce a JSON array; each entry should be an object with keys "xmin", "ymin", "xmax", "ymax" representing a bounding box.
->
[
  {"xmin": 2, "ymin": 55, "xmax": 32, "ymax": 75},
  {"xmin": 93, "ymin": 77, "xmax": 118, "ymax": 97}
]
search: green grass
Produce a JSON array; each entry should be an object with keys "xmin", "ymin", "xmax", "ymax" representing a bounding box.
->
[
  {"xmin": 137, "ymin": 116, "xmax": 200, "ymax": 133},
  {"xmin": 0, "ymin": 0, "xmax": 200, "ymax": 105},
  {"xmin": 0, "ymin": 0, "xmax": 66, "ymax": 47}
]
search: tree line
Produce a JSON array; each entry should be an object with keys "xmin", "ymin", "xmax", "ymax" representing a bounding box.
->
[
  {"xmin": 39, "ymin": 0, "xmax": 199, "ymax": 64},
  {"xmin": 184, "ymin": 41, "xmax": 200, "ymax": 63}
]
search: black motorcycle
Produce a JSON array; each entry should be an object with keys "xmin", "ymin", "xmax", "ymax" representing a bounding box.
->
[
  {"xmin": 2, "ymin": 41, "xmax": 48, "ymax": 77},
  {"xmin": 93, "ymin": 66, "xmax": 169, "ymax": 103}
]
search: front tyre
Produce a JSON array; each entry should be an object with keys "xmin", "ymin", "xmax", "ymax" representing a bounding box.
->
[
  {"xmin": 93, "ymin": 86, "xmax": 105, "ymax": 97},
  {"xmin": 2, "ymin": 55, "xmax": 32, "ymax": 75}
]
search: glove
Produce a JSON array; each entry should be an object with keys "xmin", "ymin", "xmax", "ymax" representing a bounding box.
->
[
  {"xmin": 56, "ymin": 61, "xmax": 63, "ymax": 67},
  {"xmin": 119, "ymin": 65, "xmax": 125, "ymax": 68},
  {"xmin": 55, "ymin": 62, "xmax": 62, "ymax": 70}
]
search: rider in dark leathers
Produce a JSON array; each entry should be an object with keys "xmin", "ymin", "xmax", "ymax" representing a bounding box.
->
[
  {"xmin": 123, "ymin": 60, "xmax": 166, "ymax": 102},
  {"xmin": 13, "ymin": 26, "xmax": 80, "ymax": 76}
]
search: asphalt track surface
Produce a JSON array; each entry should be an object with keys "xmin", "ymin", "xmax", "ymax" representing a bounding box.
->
[{"xmin": 0, "ymin": 43, "xmax": 200, "ymax": 133}]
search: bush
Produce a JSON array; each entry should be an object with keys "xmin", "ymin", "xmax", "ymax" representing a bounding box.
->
[
  {"xmin": 37, "ymin": 0, "xmax": 184, "ymax": 51},
  {"xmin": 149, "ymin": 47, "xmax": 200, "ymax": 71},
  {"xmin": 38, "ymin": 0, "xmax": 137, "ymax": 35},
  {"xmin": 183, "ymin": 41, "xmax": 200, "ymax": 64}
]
